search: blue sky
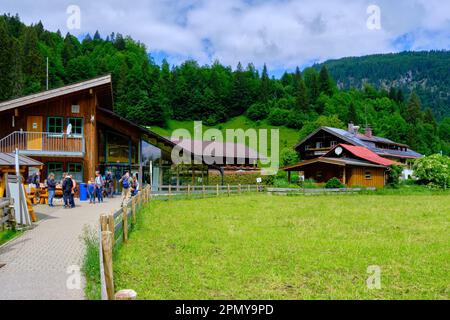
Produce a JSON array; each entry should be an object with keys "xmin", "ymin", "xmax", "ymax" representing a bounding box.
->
[{"xmin": 1, "ymin": 0, "xmax": 449, "ymax": 77}]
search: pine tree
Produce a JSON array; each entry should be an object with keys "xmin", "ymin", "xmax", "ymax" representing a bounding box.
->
[
  {"xmin": 405, "ymin": 92, "xmax": 422, "ymax": 124},
  {"xmin": 347, "ymin": 102, "xmax": 358, "ymax": 124},
  {"xmin": 318, "ymin": 66, "xmax": 333, "ymax": 96},
  {"xmin": 259, "ymin": 64, "xmax": 270, "ymax": 103},
  {"xmin": 295, "ymin": 71, "xmax": 308, "ymax": 113},
  {"xmin": 304, "ymin": 68, "xmax": 320, "ymax": 107},
  {"xmin": 93, "ymin": 30, "xmax": 101, "ymax": 41},
  {"xmin": 21, "ymin": 27, "xmax": 45, "ymax": 93}
]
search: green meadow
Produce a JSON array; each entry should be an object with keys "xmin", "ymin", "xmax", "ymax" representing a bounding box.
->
[{"xmin": 114, "ymin": 193, "xmax": 450, "ymax": 300}]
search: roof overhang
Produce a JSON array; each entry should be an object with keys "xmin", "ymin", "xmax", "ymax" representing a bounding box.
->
[
  {"xmin": 283, "ymin": 157, "xmax": 388, "ymax": 171},
  {"xmin": 0, "ymin": 75, "xmax": 112, "ymax": 113},
  {"xmin": 0, "ymin": 153, "xmax": 43, "ymax": 167}
]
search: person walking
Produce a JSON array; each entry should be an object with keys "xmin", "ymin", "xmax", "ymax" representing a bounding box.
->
[
  {"xmin": 119, "ymin": 171, "xmax": 133, "ymax": 206},
  {"xmin": 87, "ymin": 178, "xmax": 96, "ymax": 204},
  {"xmin": 62, "ymin": 174, "xmax": 73, "ymax": 209},
  {"xmin": 105, "ymin": 171, "xmax": 114, "ymax": 198},
  {"xmin": 95, "ymin": 171, "xmax": 104, "ymax": 203},
  {"xmin": 47, "ymin": 173, "xmax": 56, "ymax": 207},
  {"xmin": 70, "ymin": 176, "xmax": 77, "ymax": 208}
]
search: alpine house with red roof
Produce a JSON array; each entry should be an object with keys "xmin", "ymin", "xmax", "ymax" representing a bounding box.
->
[{"xmin": 285, "ymin": 123, "xmax": 423, "ymax": 188}]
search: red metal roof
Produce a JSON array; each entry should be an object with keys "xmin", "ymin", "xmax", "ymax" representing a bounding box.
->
[{"xmin": 330, "ymin": 144, "xmax": 396, "ymax": 166}]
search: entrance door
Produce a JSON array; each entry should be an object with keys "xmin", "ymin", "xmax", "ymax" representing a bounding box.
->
[{"xmin": 26, "ymin": 116, "xmax": 43, "ymax": 150}]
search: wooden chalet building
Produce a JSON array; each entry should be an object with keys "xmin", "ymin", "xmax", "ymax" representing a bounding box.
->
[
  {"xmin": 0, "ymin": 75, "xmax": 190, "ymax": 189},
  {"xmin": 0, "ymin": 75, "xmax": 265, "ymax": 190},
  {"xmin": 285, "ymin": 123, "xmax": 423, "ymax": 187}
]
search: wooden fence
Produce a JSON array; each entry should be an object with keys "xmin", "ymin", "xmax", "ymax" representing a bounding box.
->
[
  {"xmin": 0, "ymin": 198, "xmax": 15, "ymax": 232},
  {"xmin": 97, "ymin": 184, "xmax": 262, "ymax": 300},
  {"xmin": 151, "ymin": 184, "xmax": 264, "ymax": 200}
]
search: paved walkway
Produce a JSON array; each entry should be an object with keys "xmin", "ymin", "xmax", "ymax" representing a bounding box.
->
[{"xmin": 0, "ymin": 197, "xmax": 122, "ymax": 300}]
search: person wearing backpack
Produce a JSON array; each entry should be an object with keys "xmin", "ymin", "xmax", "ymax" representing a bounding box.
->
[
  {"xmin": 95, "ymin": 171, "xmax": 104, "ymax": 203},
  {"xmin": 62, "ymin": 175, "xmax": 73, "ymax": 209},
  {"xmin": 119, "ymin": 171, "xmax": 133, "ymax": 206}
]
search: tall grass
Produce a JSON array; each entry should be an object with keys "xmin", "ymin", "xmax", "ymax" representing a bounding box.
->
[{"xmin": 80, "ymin": 226, "xmax": 101, "ymax": 300}]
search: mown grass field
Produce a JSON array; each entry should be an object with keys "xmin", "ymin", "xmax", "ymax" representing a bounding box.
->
[{"xmin": 114, "ymin": 194, "xmax": 450, "ymax": 300}]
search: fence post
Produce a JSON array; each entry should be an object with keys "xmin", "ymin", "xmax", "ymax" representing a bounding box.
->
[
  {"xmin": 168, "ymin": 184, "xmax": 171, "ymax": 199},
  {"xmin": 202, "ymin": 185, "xmax": 205, "ymax": 197},
  {"xmin": 238, "ymin": 184, "xmax": 241, "ymax": 194},
  {"xmin": 188, "ymin": 185, "xmax": 191, "ymax": 197},
  {"xmin": 131, "ymin": 197, "xmax": 136, "ymax": 225},
  {"xmin": 100, "ymin": 214, "xmax": 108, "ymax": 232},
  {"xmin": 8, "ymin": 198, "xmax": 16, "ymax": 230},
  {"xmin": 101, "ymin": 231, "xmax": 114, "ymax": 300},
  {"xmin": 122, "ymin": 206, "xmax": 128, "ymax": 243},
  {"xmin": 227, "ymin": 184, "xmax": 230, "ymax": 196},
  {"xmin": 216, "ymin": 184, "xmax": 219, "ymax": 196}
]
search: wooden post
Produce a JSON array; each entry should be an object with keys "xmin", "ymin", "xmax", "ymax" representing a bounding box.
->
[
  {"xmin": 188, "ymin": 184, "xmax": 191, "ymax": 197},
  {"xmin": 202, "ymin": 185, "xmax": 205, "ymax": 197},
  {"xmin": 248, "ymin": 185, "xmax": 250, "ymax": 192},
  {"xmin": 131, "ymin": 197, "xmax": 136, "ymax": 225},
  {"xmin": 107, "ymin": 213, "xmax": 115, "ymax": 247},
  {"xmin": 227, "ymin": 184, "xmax": 230, "ymax": 196},
  {"xmin": 115, "ymin": 289, "xmax": 137, "ymax": 300},
  {"xmin": 168, "ymin": 184, "xmax": 172, "ymax": 199},
  {"xmin": 100, "ymin": 214, "xmax": 108, "ymax": 232},
  {"xmin": 101, "ymin": 231, "xmax": 114, "ymax": 300},
  {"xmin": 238, "ymin": 184, "xmax": 241, "ymax": 194},
  {"xmin": 216, "ymin": 184, "xmax": 219, "ymax": 196},
  {"xmin": 122, "ymin": 206, "xmax": 128, "ymax": 243}
]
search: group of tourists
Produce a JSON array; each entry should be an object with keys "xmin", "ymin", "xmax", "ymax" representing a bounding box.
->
[
  {"xmin": 43, "ymin": 172, "xmax": 77, "ymax": 208},
  {"xmin": 29, "ymin": 169, "xmax": 140, "ymax": 209},
  {"xmin": 87, "ymin": 170, "xmax": 140, "ymax": 206}
]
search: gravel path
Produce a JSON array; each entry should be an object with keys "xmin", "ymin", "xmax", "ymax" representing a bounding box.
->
[{"xmin": 0, "ymin": 197, "xmax": 122, "ymax": 300}]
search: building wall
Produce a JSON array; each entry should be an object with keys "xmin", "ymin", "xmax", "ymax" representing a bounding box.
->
[
  {"xmin": 347, "ymin": 167, "xmax": 385, "ymax": 188},
  {"xmin": 1, "ymin": 89, "xmax": 98, "ymax": 182}
]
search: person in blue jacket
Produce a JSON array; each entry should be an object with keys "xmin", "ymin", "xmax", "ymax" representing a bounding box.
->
[{"xmin": 87, "ymin": 178, "xmax": 96, "ymax": 204}]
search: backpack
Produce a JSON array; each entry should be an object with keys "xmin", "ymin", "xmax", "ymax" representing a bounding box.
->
[{"xmin": 122, "ymin": 178, "xmax": 130, "ymax": 189}]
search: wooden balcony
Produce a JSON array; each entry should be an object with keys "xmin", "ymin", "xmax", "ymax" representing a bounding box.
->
[{"xmin": 0, "ymin": 131, "xmax": 85, "ymax": 157}]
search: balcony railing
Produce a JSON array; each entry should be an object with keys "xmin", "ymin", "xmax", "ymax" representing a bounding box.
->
[{"xmin": 0, "ymin": 131, "xmax": 85, "ymax": 157}]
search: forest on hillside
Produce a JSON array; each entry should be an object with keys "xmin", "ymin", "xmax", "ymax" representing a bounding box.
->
[
  {"xmin": 316, "ymin": 51, "xmax": 450, "ymax": 120},
  {"xmin": 0, "ymin": 14, "xmax": 449, "ymax": 156}
]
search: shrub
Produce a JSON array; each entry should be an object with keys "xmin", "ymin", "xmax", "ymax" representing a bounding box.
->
[
  {"xmin": 247, "ymin": 102, "xmax": 269, "ymax": 121},
  {"xmin": 280, "ymin": 148, "xmax": 299, "ymax": 167},
  {"xmin": 413, "ymin": 154, "xmax": 450, "ymax": 189},
  {"xmin": 268, "ymin": 108, "xmax": 290, "ymax": 126},
  {"xmin": 325, "ymin": 177, "xmax": 346, "ymax": 189},
  {"xmin": 387, "ymin": 164, "xmax": 403, "ymax": 188}
]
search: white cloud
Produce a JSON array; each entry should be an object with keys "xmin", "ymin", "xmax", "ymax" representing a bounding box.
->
[{"xmin": 1, "ymin": 0, "xmax": 449, "ymax": 70}]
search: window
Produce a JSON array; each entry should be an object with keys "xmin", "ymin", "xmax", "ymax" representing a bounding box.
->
[
  {"xmin": 47, "ymin": 117, "xmax": 63, "ymax": 135},
  {"xmin": 47, "ymin": 162, "xmax": 64, "ymax": 181},
  {"xmin": 67, "ymin": 118, "xmax": 83, "ymax": 136},
  {"xmin": 330, "ymin": 141, "xmax": 338, "ymax": 147},
  {"xmin": 68, "ymin": 162, "xmax": 83, "ymax": 182},
  {"xmin": 316, "ymin": 141, "xmax": 323, "ymax": 149},
  {"xmin": 365, "ymin": 171, "xmax": 372, "ymax": 180}
]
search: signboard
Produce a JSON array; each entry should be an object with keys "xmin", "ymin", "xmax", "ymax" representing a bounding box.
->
[
  {"xmin": 256, "ymin": 177, "xmax": 262, "ymax": 183},
  {"xmin": 6, "ymin": 175, "xmax": 31, "ymax": 226}
]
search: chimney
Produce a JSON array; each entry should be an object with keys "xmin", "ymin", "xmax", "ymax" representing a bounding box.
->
[
  {"xmin": 347, "ymin": 122, "xmax": 354, "ymax": 134},
  {"xmin": 365, "ymin": 126, "xmax": 373, "ymax": 138}
]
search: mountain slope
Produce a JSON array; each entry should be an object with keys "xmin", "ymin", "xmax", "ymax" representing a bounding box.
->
[{"xmin": 315, "ymin": 51, "xmax": 450, "ymax": 120}]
